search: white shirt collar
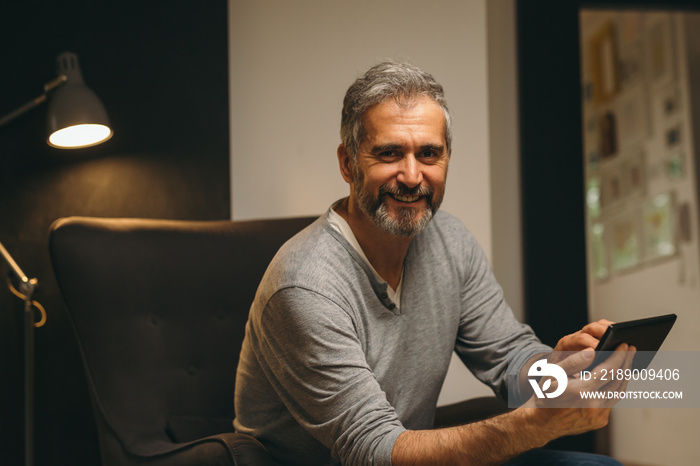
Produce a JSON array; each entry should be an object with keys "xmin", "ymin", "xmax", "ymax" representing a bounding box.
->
[{"xmin": 327, "ymin": 206, "xmax": 403, "ymax": 307}]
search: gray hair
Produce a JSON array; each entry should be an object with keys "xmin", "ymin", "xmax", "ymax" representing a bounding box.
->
[{"xmin": 340, "ymin": 60, "xmax": 452, "ymax": 161}]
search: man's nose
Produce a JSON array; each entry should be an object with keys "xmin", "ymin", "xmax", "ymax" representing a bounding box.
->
[{"xmin": 396, "ymin": 155, "xmax": 423, "ymax": 188}]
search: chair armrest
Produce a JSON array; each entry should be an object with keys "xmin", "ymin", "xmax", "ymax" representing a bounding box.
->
[{"xmin": 223, "ymin": 432, "xmax": 277, "ymax": 466}]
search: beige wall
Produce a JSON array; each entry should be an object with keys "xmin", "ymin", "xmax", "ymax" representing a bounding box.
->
[{"xmin": 228, "ymin": 0, "xmax": 520, "ymax": 405}]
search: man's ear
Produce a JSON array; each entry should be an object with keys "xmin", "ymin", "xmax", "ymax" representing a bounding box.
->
[{"xmin": 337, "ymin": 144, "xmax": 354, "ymax": 184}]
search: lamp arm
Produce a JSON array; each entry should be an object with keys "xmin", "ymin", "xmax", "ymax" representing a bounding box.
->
[
  {"xmin": 0, "ymin": 75, "xmax": 67, "ymax": 129},
  {"xmin": 0, "ymin": 240, "xmax": 37, "ymax": 299}
]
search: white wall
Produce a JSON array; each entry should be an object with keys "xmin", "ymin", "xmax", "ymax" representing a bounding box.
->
[{"xmin": 228, "ymin": 0, "xmax": 521, "ymax": 406}]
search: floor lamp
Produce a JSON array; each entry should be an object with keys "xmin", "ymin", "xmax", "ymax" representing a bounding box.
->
[{"xmin": 0, "ymin": 51, "xmax": 113, "ymax": 466}]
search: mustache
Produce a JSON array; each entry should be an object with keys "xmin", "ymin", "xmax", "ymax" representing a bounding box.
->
[{"xmin": 378, "ymin": 183, "xmax": 433, "ymax": 198}]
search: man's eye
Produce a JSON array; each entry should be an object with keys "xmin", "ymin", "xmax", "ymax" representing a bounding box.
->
[{"xmin": 379, "ymin": 151, "xmax": 399, "ymax": 159}]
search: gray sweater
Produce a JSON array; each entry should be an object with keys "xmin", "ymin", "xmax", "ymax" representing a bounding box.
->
[{"xmin": 234, "ymin": 209, "xmax": 551, "ymax": 465}]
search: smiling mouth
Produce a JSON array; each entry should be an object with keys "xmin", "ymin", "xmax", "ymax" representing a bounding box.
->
[{"xmin": 389, "ymin": 193, "xmax": 421, "ymax": 203}]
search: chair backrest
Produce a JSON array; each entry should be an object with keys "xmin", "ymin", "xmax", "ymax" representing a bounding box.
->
[{"xmin": 49, "ymin": 216, "xmax": 316, "ymax": 458}]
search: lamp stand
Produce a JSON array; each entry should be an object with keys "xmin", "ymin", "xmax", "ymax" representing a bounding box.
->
[
  {"xmin": 1, "ymin": 240, "xmax": 38, "ymax": 466},
  {"xmin": 23, "ymin": 280, "xmax": 36, "ymax": 466}
]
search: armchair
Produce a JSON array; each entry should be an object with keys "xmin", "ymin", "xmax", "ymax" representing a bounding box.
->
[{"xmin": 49, "ymin": 216, "xmax": 315, "ymax": 465}]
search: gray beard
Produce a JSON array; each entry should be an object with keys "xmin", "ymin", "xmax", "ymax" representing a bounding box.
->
[
  {"xmin": 352, "ymin": 168, "xmax": 441, "ymax": 237},
  {"xmin": 370, "ymin": 199, "xmax": 434, "ymax": 237}
]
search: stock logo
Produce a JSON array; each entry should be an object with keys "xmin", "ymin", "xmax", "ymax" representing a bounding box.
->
[{"xmin": 528, "ymin": 359, "xmax": 568, "ymax": 399}]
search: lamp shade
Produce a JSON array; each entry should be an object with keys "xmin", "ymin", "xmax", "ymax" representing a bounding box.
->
[{"xmin": 47, "ymin": 52, "xmax": 112, "ymax": 149}]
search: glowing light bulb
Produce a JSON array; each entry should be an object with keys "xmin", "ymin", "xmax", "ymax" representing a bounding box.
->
[{"xmin": 48, "ymin": 124, "xmax": 112, "ymax": 149}]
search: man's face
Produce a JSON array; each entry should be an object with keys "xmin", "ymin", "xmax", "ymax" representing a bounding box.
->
[{"xmin": 350, "ymin": 96, "xmax": 449, "ymax": 237}]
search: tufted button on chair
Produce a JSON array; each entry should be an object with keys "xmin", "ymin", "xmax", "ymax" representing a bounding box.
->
[{"xmin": 49, "ymin": 216, "xmax": 316, "ymax": 465}]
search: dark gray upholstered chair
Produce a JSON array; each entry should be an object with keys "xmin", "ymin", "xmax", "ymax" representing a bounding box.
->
[
  {"xmin": 49, "ymin": 216, "xmax": 316, "ymax": 465},
  {"xmin": 49, "ymin": 215, "xmax": 509, "ymax": 465}
]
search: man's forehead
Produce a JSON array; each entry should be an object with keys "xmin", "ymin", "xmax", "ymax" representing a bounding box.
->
[{"xmin": 360, "ymin": 96, "xmax": 447, "ymax": 144}]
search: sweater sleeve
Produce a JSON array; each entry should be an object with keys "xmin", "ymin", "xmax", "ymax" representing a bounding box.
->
[
  {"xmin": 453, "ymin": 228, "xmax": 552, "ymax": 405},
  {"xmin": 250, "ymin": 286, "xmax": 405, "ymax": 466}
]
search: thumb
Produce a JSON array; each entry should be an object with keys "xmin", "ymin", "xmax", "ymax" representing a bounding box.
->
[{"xmin": 557, "ymin": 349, "xmax": 595, "ymax": 376}]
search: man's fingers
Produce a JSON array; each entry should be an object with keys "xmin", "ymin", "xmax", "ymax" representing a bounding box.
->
[
  {"xmin": 554, "ymin": 332, "xmax": 600, "ymax": 352},
  {"xmin": 574, "ymin": 333, "xmax": 600, "ymax": 350},
  {"xmin": 589, "ymin": 343, "xmax": 636, "ymax": 390},
  {"xmin": 601, "ymin": 354, "xmax": 633, "ymax": 408},
  {"xmin": 556, "ymin": 320, "xmax": 617, "ymax": 353},
  {"xmin": 581, "ymin": 320, "xmax": 613, "ymax": 339},
  {"xmin": 557, "ymin": 349, "xmax": 596, "ymax": 375},
  {"xmin": 602, "ymin": 346, "xmax": 637, "ymax": 392}
]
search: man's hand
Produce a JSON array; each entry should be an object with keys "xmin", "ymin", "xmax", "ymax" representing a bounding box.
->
[
  {"xmin": 519, "ymin": 319, "xmax": 615, "ymax": 405},
  {"xmin": 521, "ymin": 343, "xmax": 636, "ymax": 440},
  {"xmin": 553, "ymin": 319, "xmax": 614, "ymax": 352}
]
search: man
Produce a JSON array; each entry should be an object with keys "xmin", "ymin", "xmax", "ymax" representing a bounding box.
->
[{"xmin": 234, "ymin": 61, "xmax": 633, "ymax": 465}]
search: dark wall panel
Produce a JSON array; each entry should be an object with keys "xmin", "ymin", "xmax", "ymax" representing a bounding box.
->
[
  {"xmin": 0, "ymin": 2, "xmax": 229, "ymax": 464},
  {"xmin": 517, "ymin": 0, "xmax": 588, "ymax": 350}
]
